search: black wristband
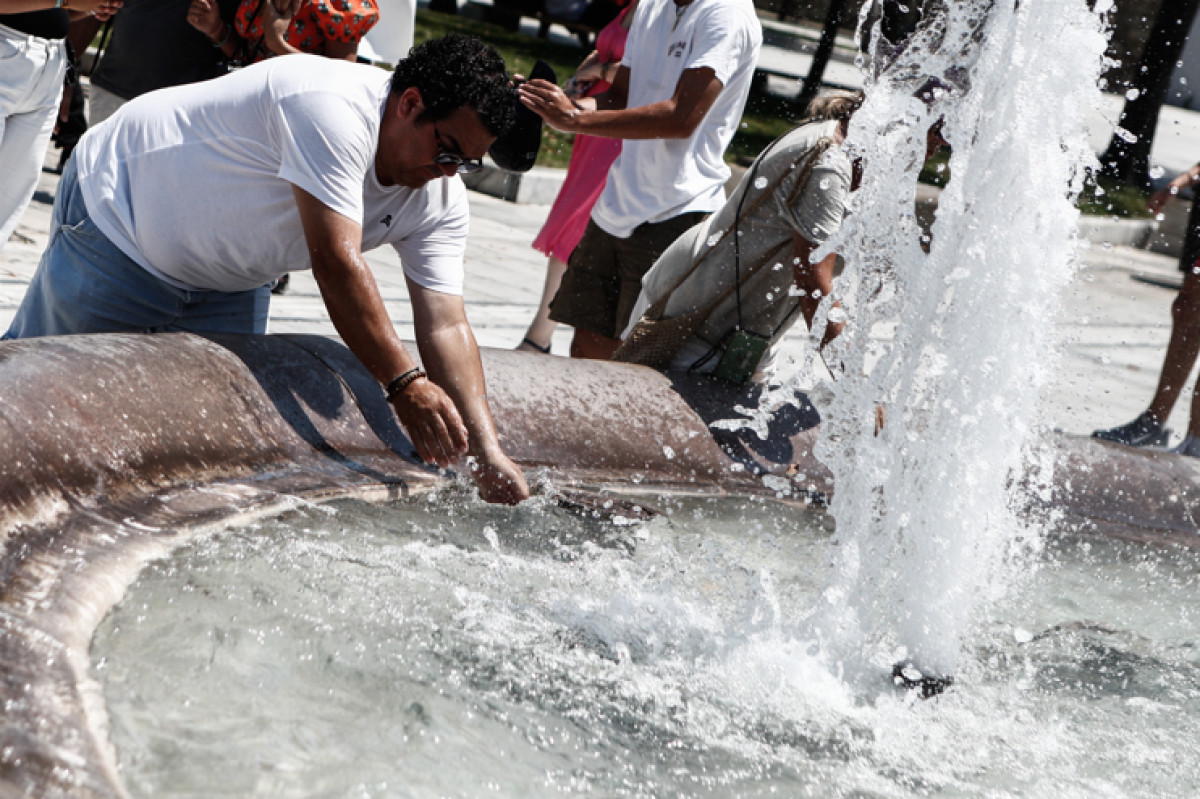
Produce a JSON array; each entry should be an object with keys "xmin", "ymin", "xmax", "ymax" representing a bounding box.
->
[{"xmin": 385, "ymin": 367, "xmax": 426, "ymax": 401}]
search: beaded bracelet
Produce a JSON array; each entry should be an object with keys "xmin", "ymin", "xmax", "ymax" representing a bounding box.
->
[{"xmin": 385, "ymin": 367, "xmax": 427, "ymax": 401}]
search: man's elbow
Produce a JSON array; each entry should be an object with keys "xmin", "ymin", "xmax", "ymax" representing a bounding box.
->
[{"xmin": 664, "ymin": 114, "xmax": 704, "ymax": 139}]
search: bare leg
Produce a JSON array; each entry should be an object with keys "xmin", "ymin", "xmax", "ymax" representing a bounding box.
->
[
  {"xmin": 1148, "ymin": 267, "xmax": 1200, "ymax": 427},
  {"xmin": 570, "ymin": 328, "xmax": 620, "ymax": 360},
  {"xmin": 517, "ymin": 256, "xmax": 568, "ymax": 353}
]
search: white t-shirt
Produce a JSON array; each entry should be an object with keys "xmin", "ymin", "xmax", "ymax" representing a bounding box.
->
[
  {"xmin": 591, "ymin": 0, "xmax": 762, "ymax": 239},
  {"xmin": 75, "ymin": 55, "xmax": 468, "ymax": 294}
]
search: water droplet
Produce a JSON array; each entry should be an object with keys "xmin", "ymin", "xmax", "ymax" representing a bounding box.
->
[
  {"xmin": 1125, "ymin": 88, "xmax": 1140, "ymax": 101},
  {"xmin": 662, "ymin": 445, "xmax": 675, "ymax": 460},
  {"xmin": 754, "ymin": 176, "xmax": 768, "ymax": 189}
]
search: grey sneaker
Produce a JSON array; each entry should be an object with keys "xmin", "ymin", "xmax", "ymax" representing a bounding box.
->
[
  {"xmin": 1092, "ymin": 412, "xmax": 1170, "ymax": 448},
  {"xmin": 1172, "ymin": 434, "xmax": 1200, "ymax": 458}
]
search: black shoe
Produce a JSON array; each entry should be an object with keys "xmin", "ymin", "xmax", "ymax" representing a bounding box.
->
[
  {"xmin": 1092, "ymin": 412, "xmax": 1170, "ymax": 447},
  {"xmin": 270, "ymin": 273, "xmax": 290, "ymax": 295}
]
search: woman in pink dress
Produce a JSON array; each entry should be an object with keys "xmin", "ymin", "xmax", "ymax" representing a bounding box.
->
[{"xmin": 517, "ymin": 0, "xmax": 636, "ymax": 354}]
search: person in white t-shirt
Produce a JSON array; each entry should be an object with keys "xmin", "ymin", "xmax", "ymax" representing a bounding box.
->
[
  {"xmin": 517, "ymin": 0, "xmax": 762, "ymax": 361},
  {"xmin": 4, "ymin": 33, "xmax": 530, "ymax": 505}
]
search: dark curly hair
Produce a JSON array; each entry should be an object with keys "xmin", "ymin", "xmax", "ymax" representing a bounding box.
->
[{"xmin": 391, "ymin": 33, "xmax": 516, "ymax": 138}]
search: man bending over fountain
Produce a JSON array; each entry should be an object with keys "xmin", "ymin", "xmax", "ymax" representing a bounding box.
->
[{"xmin": 2, "ymin": 33, "xmax": 531, "ymax": 506}]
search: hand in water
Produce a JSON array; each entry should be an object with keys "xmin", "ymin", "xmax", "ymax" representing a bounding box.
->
[
  {"xmin": 466, "ymin": 451, "xmax": 530, "ymax": 506},
  {"xmin": 388, "ymin": 377, "xmax": 470, "ymax": 468}
]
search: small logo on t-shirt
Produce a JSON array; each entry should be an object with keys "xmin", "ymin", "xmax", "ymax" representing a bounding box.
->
[
  {"xmin": 380, "ymin": 214, "xmax": 393, "ymax": 227},
  {"xmin": 667, "ymin": 41, "xmax": 688, "ymax": 58}
]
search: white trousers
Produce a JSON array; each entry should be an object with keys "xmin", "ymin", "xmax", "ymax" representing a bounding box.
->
[{"xmin": 0, "ymin": 21, "xmax": 66, "ymax": 250}]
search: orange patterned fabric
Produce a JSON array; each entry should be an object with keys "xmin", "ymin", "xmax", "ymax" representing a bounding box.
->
[{"xmin": 234, "ymin": 0, "xmax": 379, "ymax": 64}]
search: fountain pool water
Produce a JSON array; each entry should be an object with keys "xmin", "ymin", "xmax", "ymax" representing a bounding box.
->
[{"xmin": 93, "ymin": 492, "xmax": 1200, "ymax": 797}]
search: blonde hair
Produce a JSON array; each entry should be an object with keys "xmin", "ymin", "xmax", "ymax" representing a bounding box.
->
[{"xmin": 804, "ymin": 90, "xmax": 864, "ymax": 123}]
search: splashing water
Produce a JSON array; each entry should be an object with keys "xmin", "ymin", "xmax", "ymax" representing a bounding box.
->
[
  {"xmin": 795, "ymin": 0, "xmax": 1109, "ymax": 681},
  {"xmin": 94, "ymin": 495, "xmax": 1200, "ymax": 797}
]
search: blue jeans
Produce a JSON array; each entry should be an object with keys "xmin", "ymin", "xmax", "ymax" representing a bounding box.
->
[{"xmin": 4, "ymin": 156, "xmax": 270, "ymax": 339}]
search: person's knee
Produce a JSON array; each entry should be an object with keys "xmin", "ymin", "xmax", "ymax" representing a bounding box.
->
[
  {"xmin": 794, "ymin": 266, "xmax": 822, "ymax": 296},
  {"xmin": 569, "ymin": 334, "xmax": 587, "ymax": 359},
  {"xmin": 570, "ymin": 328, "xmax": 618, "ymax": 360}
]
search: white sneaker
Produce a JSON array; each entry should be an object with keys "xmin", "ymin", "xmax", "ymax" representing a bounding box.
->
[{"xmin": 1171, "ymin": 434, "xmax": 1200, "ymax": 458}]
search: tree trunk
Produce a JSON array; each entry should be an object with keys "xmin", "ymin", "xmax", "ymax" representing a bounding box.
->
[
  {"xmin": 795, "ymin": 0, "xmax": 853, "ymax": 114},
  {"xmin": 1100, "ymin": 0, "xmax": 1200, "ymax": 186}
]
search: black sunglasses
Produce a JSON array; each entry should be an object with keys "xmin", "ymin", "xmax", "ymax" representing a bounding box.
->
[{"xmin": 433, "ymin": 124, "xmax": 484, "ymax": 174}]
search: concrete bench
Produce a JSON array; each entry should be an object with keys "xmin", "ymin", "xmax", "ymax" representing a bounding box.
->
[
  {"xmin": 535, "ymin": 10, "xmax": 597, "ymax": 48},
  {"xmin": 475, "ymin": 0, "xmax": 596, "ymax": 49}
]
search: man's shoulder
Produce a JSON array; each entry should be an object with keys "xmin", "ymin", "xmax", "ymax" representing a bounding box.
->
[
  {"xmin": 257, "ymin": 58, "xmax": 391, "ymax": 132},
  {"xmin": 755, "ymin": 123, "xmax": 849, "ymax": 190},
  {"xmin": 775, "ymin": 121, "xmax": 840, "ymax": 154},
  {"xmin": 261, "ymin": 55, "xmax": 385, "ymax": 92},
  {"xmin": 693, "ymin": 0, "xmax": 761, "ymax": 31},
  {"xmin": 686, "ymin": 0, "xmax": 763, "ymax": 59}
]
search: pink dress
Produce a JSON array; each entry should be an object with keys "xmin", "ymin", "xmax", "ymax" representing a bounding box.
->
[{"xmin": 531, "ymin": 5, "xmax": 631, "ymax": 262}]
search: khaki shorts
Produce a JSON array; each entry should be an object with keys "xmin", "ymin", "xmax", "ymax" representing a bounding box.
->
[{"xmin": 550, "ymin": 212, "xmax": 706, "ymax": 339}]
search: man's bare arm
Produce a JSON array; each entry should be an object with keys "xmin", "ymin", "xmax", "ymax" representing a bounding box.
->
[
  {"xmin": 407, "ymin": 281, "xmax": 529, "ymax": 505},
  {"xmin": 518, "ymin": 66, "xmax": 723, "ymax": 140},
  {"xmin": 291, "ymin": 185, "xmax": 471, "ymax": 469}
]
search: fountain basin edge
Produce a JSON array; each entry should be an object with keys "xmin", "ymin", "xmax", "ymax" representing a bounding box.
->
[{"xmin": 0, "ymin": 331, "xmax": 1195, "ymax": 797}]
